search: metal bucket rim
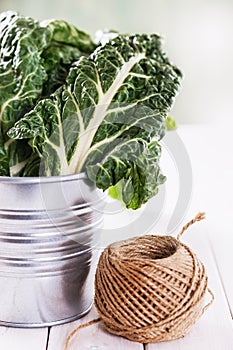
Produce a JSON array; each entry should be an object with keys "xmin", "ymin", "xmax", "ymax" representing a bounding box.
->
[{"xmin": 0, "ymin": 172, "xmax": 87, "ymax": 185}]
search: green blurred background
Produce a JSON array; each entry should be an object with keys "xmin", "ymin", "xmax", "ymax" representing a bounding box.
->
[{"xmin": 0, "ymin": 0, "xmax": 232, "ymax": 124}]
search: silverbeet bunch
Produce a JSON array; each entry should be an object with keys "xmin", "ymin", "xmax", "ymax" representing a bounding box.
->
[{"xmin": 0, "ymin": 11, "xmax": 182, "ymax": 209}]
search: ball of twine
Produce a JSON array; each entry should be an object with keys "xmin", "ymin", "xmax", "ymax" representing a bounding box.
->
[
  {"xmin": 65, "ymin": 213, "xmax": 214, "ymax": 349},
  {"xmin": 94, "ymin": 212, "xmax": 214, "ymax": 343}
]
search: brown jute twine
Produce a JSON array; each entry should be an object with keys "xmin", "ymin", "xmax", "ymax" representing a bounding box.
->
[{"xmin": 65, "ymin": 212, "xmax": 214, "ymax": 349}]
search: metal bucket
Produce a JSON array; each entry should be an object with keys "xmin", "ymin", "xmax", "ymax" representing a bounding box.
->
[{"xmin": 0, "ymin": 173, "xmax": 105, "ymax": 327}]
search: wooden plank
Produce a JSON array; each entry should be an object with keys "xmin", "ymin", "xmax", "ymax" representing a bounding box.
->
[
  {"xmin": 48, "ymin": 307, "xmax": 143, "ymax": 350},
  {"xmin": 206, "ymin": 217, "xmax": 233, "ymax": 317},
  {"xmin": 147, "ymin": 223, "xmax": 233, "ymax": 350},
  {"xmin": 0, "ymin": 326, "xmax": 48, "ymax": 350},
  {"xmin": 177, "ymin": 125, "xmax": 233, "ymax": 314}
]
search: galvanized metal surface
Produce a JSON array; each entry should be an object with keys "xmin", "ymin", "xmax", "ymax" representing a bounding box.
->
[{"xmin": 0, "ymin": 174, "xmax": 105, "ymax": 327}]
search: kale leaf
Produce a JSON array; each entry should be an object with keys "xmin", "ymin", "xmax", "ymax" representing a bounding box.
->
[
  {"xmin": 0, "ymin": 11, "xmax": 96, "ymax": 176},
  {"xmin": 8, "ymin": 33, "xmax": 181, "ymax": 208}
]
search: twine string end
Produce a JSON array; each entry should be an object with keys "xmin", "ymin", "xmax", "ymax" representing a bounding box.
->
[
  {"xmin": 64, "ymin": 317, "xmax": 101, "ymax": 350},
  {"xmin": 201, "ymin": 288, "xmax": 215, "ymax": 315},
  {"xmin": 177, "ymin": 212, "xmax": 206, "ymax": 241}
]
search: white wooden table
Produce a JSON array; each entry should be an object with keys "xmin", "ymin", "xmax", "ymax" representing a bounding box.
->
[{"xmin": 0, "ymin": 124, "xmax": 233, "ymax": 349}]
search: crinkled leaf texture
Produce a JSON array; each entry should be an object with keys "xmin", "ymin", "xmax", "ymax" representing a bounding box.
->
[
  {"xmin": 0, "ymin": 11, "xmax": 96, "ymax": 176},
  {"xmin": 8, "ymin": 34, "xmax": 182, "ymax": 209}
]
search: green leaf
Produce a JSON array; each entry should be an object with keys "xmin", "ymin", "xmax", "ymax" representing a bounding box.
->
[
  {"xmin": 165, "ymin": 115, "xmax": 177, "ymax": 131},
  {"xmin": 41, "ymin": 19, "xmax": 96, "ymax": 96},
  {"xmin": 108, "ymin": 179, "xmax": 124, "ymax": 201},
  {"xmin": 0, "ymin": 134, "xmax": 9, "ymax": 176},
  {"xmin": 122, "ymin": 141, "xmax": 166, "ymax": 209},
  {"xmin": 0, "ymin": 11, "xmax": 96, "ymax": 176},
  {"xmin": 9, "ymin": 33, "xmax": 181, "ymax": 208}
]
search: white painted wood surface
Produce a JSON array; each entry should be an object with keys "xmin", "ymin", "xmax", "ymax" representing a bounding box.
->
[
  {"xmin": 47, "ymin": 307, "xmax": 143, "ymax": 350},
  {"xmin": 0, "ymin": 326, "xmax": 48, "ymax": 350},
  {"xmin": 177, "ymin": 124, "xmax": 233, "ymax": 314},
  {"xmin": 209, "ymin": 229, "xmax": 233, "ymax": 317}
]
